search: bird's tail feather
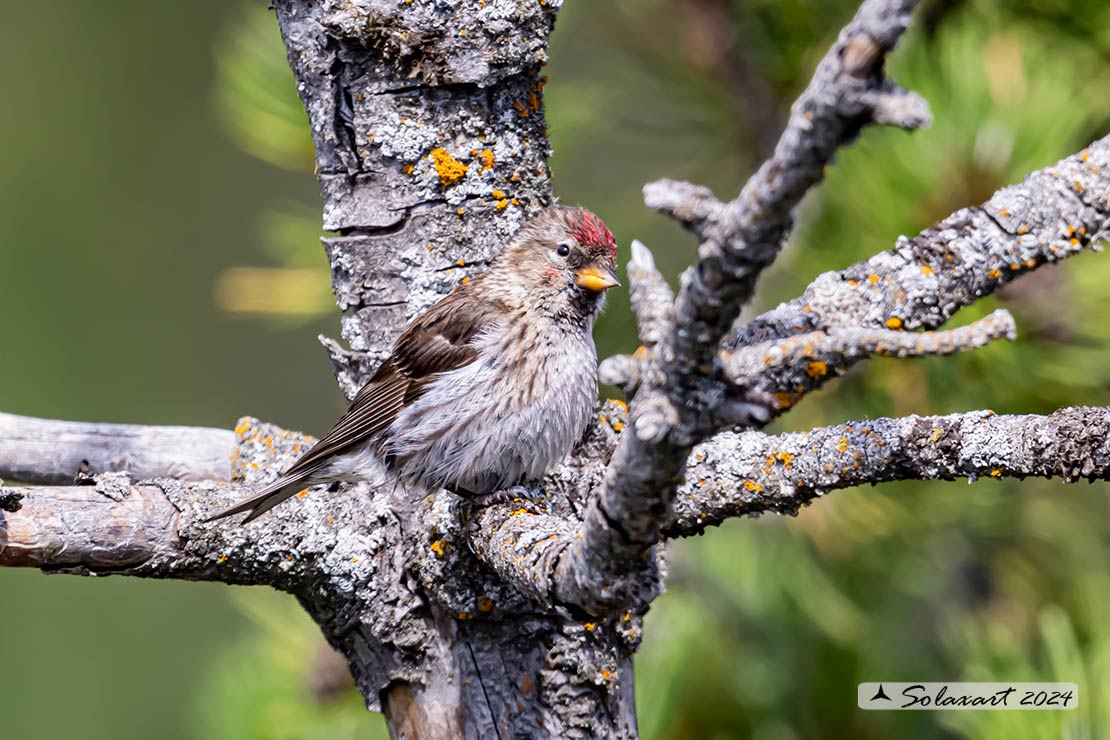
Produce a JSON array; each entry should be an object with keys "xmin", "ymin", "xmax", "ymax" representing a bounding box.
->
[{"xmin": 205, "ymin": 468, "xmax": 318, "ymax": 524}]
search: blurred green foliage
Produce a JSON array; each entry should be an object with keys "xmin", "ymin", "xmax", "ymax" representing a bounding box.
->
[{"xmin": 4, "ymin": 1, "xmax": 1110, "ymax": 739}]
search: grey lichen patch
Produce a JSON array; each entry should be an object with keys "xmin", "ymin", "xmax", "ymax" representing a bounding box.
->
[
  {"xmin": 230, "ymin": 416, "xmax": 316, "ymax": 485},
  {"xmin": 94, "ymin": 471, "xmax": 133, "ymax": 502},
  {"xmin": 322, "ymin": 0, "xmax": 559, "ymax": 88}
]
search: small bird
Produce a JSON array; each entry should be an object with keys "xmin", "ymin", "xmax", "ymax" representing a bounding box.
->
[{"xmin": 209, "ymin": 205, "xmax": 620, "ymax": 523}]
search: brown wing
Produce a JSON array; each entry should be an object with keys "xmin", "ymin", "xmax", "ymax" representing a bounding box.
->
[{"xmin": 280, "ymin": 289, "xmax": 500, "ymax": 478}]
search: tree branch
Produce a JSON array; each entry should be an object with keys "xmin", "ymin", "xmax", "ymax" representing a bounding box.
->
[
  {"xmin": 721, "ymin": 308, "xmax": 1016, "ymax": 388},
  {"xmin": 0, "ymin": 412, "xmax": 234, "ymax": 485},
  {"xmin": 731, "ymin": 135, "xmax": 1110, "ymax": 411},
  {"xmin": 667, "ymin": 406, "xmax": 1110, "ymax": 536}
]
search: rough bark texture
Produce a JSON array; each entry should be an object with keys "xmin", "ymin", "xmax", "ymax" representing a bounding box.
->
[{"xmin": 3, "ymin": 1, "xmax": 1110, "ymax": 738}]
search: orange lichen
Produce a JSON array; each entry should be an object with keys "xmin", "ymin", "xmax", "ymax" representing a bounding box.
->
[
  {"xmin": 234, "ymin": 420, "xmax": 251, "ymax": 436},
  {"xmin": 601, "ymin": 670, "xmax": 614, "ymax": 681},
  {"xmin": 773, "ymin": 392, "xmax": 797, "ymax": 408},
  {"xmin": 1074, "ymin": 181, "xmax": 1084, "ymax": 193},
  {"xmin": 479, "ymin": 149, "xmax": 495, "ymax": 172},
  {"xmin": 456, "ymin": 207, "xmax": 465, "ymax": 215},
  {"xmin": 846, "ymin": 279, "xmax": 859, "ymax": 287},
  {"xmin": 989, "ymin": 468, "xmax": 1003, "ymax": 478},
  {"xmin": 295, "ymin": 489, "xmax": 310, "ymax": 499},
  {"xmin": 743, "ymin": 481, "xmax": 763, "ymax": 493},
  {"xmin": 403, "ymin": 163, "xmax": 414, "ymax": 175},
  {"xmin": 430, "ymin": 538, "xmax": 448, "ymax": 557},
  {"xmin": 217, "ymin": 555, "xmax": 228, "ymax": 564},
  {"xmin": 514, "ymin": 100, "xmax": 529, "ymax": 117},
  {"xmin": 1070, "ymin": 238, "xmax": 1080, "ymax": 247},
  {"xmin": 1017, "ymin": 225, "xmax": 1029, "ymax": 234},
  {"xmin": 496, "ymin": 198, "xmax": 509, "ymax": 211},
  {"xmin": 837, "ymin": 436, "xmax": 848, "ymax": 453},
  {"xmin": 457, "ymin": 612, "xmax": 473, "ymax": 621},
  {"xmin": 430, "ymin": 147, "xmax": 467, "ymax": 186},
  {"xmin": 1081, "ymin": 149, "xmax": 1090, "ymax": 161},
  {"xmin": 491, "ymin": 189, "xmax": 505, "ymax": 199},
  {"xmin": 987, "ymin": 269, "xmax": 1002, "ymax": 279},
  {"xmin": 868, "ymin": 274, "xmax": 879, "ymax": 284},
  {"xmin": 583, "ymin": 622, "xmax": 597, "ymax": 632},
  {"xmin": 804, "ymin": 360, "xmax": 828, "ymax": 378},
  {"xmin": 886, "ymin": 317, "xmax": 903, "ymax": 329},
  {"xmin": 1000, "ymin": 208, "xmax": 1009, "ymax": 217},
  {"xmin": 478, "ymin": 597, "xmax": 495, "ymax": 613},
  {"xmin": 921, "ymin": 265, "xmax": 933, "ymax": 276}
]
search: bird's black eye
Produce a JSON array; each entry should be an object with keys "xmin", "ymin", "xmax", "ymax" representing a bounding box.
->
[{"xmin": 556, "ymin": 244, "xmax": 571, "ymax": 257}]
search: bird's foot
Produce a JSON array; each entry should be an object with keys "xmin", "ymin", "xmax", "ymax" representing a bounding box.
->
[{"xmin": 462, "ymin": 485, "xmax": 538, "ymax": 507}]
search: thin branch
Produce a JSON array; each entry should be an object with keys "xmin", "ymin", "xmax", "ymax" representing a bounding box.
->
[
  {"xmin": 721, "ymin": 308, "xmax": 1016, "ymax": 388},
  {"xmin": 667, "ymin": 406, "xmax": 1110, "ymax": 536},
  {"xmin": 731, "ymin": 135, "xmax": 1110, "ymax": 410},
  {"xmin": 0, "ymin": 411, "xmax": 234, "ymax": 485},
  {"xmin": 645, "ymin": 0, "xmax": 928, "ymax": 376}
]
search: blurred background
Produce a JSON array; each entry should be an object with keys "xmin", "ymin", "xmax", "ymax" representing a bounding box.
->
[{"xmin": 2, "ymin": 1, "xmax": 1110, "ymax": 738}]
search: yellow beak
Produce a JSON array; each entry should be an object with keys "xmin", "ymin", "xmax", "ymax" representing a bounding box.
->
[{"xmin": 576, "ymin": 265, "xmax": 621, "ymax": 292}]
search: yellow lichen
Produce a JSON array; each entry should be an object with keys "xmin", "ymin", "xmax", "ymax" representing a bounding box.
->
[
  {"xmin": 886, "ymin": 317, "xmax": 903, "ymax": 329},
  {"xmin": 931, "ymin": 428, "xmax": 942, "ymax": 443},
  {"xmin": 804, "ymin": 360, "xmax": 828, "ymax": 378},
  {"xmin": 921, "ymin": 265, "xmax": 933, "ymax": 276},
  {"xmin": 868, "ymin": 274, "xmax": 879, "ymax": 284},
  {"xmin": 430, "ymin": 147, "xmax": 467, "ymax": 186},
  {"xmin": 837, "ymin": 436, "xmax": 848, "ymax": 453},
  {"xmin": 989, "ymin": 468, "xmax": 1003, "ymax": 478},
  {"xmin": 234, "ymin": 420, "xmax": 251, "ymax": 436},
  {"xmin": 496, "ymin": 198, "xmax": 509, "ymax": 211},
  {"xmin": 583, "ymin": 622, "xmax": 596, "ymax": 632},
  {"xmin": 491, "ymin": 189, "xmax": 505, "ymax": 199},
  {"xmin": 479, "ymin": 149, "xmax": 495, "ymax": 172}
]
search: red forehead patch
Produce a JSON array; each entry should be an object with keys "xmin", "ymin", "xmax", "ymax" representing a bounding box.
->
[{"xmin": 573, "ymin": 211, "xmax": 618, "ymax": 256}]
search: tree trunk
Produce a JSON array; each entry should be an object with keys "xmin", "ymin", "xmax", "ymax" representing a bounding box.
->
[{"xmin": 272, "ymin": 2, "xmax": 639, "ymax": 736}]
